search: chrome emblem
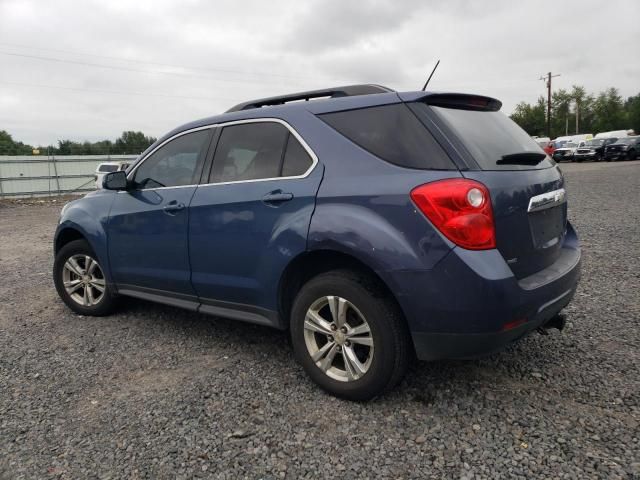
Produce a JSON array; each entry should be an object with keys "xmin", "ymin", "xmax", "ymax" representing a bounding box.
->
[{"xmin": 527, "ymin": 188, "xmax": 566, "ymax": 213}]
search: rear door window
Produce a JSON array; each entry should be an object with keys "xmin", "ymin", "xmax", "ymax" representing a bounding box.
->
[
  {"xmin": 210, "ymin": 123, "xmax": 288, "ymax": 183},
  {"xmin": 209, "ymin": 122, "xmax": 314, "ymax": 183},
  {"xmin": 319, "ymin": 104, "xmax": 455, "ymax": 170},
  {"xmin": 416, "ymin": 104, "xmax": 555, "ymax": 170}
]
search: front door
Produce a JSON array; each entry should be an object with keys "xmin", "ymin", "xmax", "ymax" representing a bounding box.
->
[{"xmin": 108, "ymin": 128, "xmax": 212, "ymax": 297}]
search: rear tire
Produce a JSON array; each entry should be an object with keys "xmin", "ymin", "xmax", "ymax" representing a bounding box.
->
[
  {"xmin": 290, "ymin": 269, "xmax": 411, "ymax": 401},
  {"xmin": 53, "ymin": 239, "xmax": 117, "ymax": 316}
]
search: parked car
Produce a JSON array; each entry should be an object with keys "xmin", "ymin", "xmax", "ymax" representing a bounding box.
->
[
  {"xmin": 574, "ymin": 137, "xmax": 618, "ymax": 162},
  {"xmin": 53, "ymin": 85, "xmax": 581, "ymax": 400},
  {"xmin": 594, "ymin": 130, "xmax": 629, "ymax": 140},
  {"xmin": 533, "ymin": 137, "xmax": 555, "ymax": 156},
  {"xmin": 543, "ymin": 141, "xmax": 556, "ymax": 157},
  {"xmin": 95, "ymin": 161, "xmax": 130, "ymax": 189},
  {"xmin": 603, "ymin": 136, "xmax": 640, "ymax": 161},
  {"xmin": 552, "ymin": 141, "xmax": 586, "ymax": 162}
]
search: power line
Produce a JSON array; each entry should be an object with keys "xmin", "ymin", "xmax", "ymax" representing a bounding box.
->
[
  {"xmin": 0, "ymin": 80, "xmax": 229, "ymax": 102},
  {"xmin": 0, "ymin": 51, "xmax": 309, "ymax": 86},
  {"xmin": 0, "ymin": 41, "xmax": 317, "ymax": 81}
]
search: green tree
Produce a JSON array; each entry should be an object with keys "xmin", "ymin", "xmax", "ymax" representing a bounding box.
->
[
  {"xmin": 114, "ymin": 131, "xmax": 156, "ymax": 154},
  {"xmin": 0, "ymin": 130, "xmax": 35, "ymax": 155},
  {"xmin": 624, "ymin": 93, "xmax": 640, "ymax": 135},
  {"xmin": 551, "ymin": 88, "xmax": 573, "ymax": 137},
  {"xmin": 510, "ymin": 96, "xmax": 547, "ymax": 136},
  {"xmin": 592, "ymin": 88, "xmax": 626, "ymax": 133}
]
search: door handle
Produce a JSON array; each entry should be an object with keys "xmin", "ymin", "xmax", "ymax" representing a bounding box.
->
[
  {"xmin": 262, "ymin": 192, "xmax": 294, "ymax": 205},
  {"xmin": 163, "ymin": 201, "xmax": 185, "ymax": 215}
]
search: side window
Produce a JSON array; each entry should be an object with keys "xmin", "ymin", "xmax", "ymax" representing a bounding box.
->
[
  {"xmin": 133, "ymin": 129, "xmax": 210, "ymax": 189},
  {"xmin": 282, "ymin": 134, "xmax": 313, "ymax": 177},
  {"xmin": 211, "ymin": 123, "xmax": 289, "ymax": 183}
]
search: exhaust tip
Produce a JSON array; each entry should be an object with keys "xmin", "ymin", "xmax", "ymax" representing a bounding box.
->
[{"xmin": 538, "ymin": 314, "xmax": 566, "ymax": 334}]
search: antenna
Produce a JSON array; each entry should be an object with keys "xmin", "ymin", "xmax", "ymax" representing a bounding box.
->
[{"xmin": 422, "ymin": 60, "xmax": 440, "ymax": 91}]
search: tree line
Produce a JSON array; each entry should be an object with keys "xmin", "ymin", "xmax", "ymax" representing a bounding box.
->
[
  {"xmin": 510, "ymin": 86, "xmax": 640, "ymax": 139},
  {"xmin": 0, "ymin": 130, "xmax": 156, "ymax": 156}
]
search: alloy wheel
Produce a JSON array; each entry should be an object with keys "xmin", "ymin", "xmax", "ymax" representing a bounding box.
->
[
  {"xmin": 62, "ymin": 254, "xmax": 106, "ymax": 306},
  {"xmin": 303, "ymin": 296, "xmax": 374, "ymax": 382}
]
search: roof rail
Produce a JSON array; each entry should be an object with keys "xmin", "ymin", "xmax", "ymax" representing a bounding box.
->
[{"xmin": 226, "ymin": 84, "xmax": 394, "ymax": 113}]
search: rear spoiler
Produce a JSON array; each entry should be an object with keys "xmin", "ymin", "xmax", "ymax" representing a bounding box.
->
[{"xmin": 401, "ymin": 92, "xmax": 502, "ymax": 112}]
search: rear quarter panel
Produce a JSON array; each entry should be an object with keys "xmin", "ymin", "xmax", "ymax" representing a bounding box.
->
[{"xmin": 304, "ymin": 112, "xmax": 459, "ymax": 284}]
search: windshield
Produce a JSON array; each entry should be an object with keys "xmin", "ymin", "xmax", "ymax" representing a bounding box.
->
[
  {"xmin": 617, "ymin": 137, "xmax": 636, "ymax": 145},
  {"xmin": 564, "ymin": 142, "xmax": 578, "ymax": 148},
  {"xmin": 586, "ymin": 139, "xmax": 604, "ymax": 146},
  {"xmin": 425, "ymin": 105, "xmax": 554, "ymax": 170}
]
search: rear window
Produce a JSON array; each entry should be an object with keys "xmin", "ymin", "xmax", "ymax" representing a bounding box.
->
[
  {"xmin": 98, "ymin": 164, "xmax": 119, "ymax": 173},
  {"xmin": 422, "ymin": 104, "xmax": 555, "ymax": 170},
  {"xmin": 319, "ymin": 104, "xmax": 455, "ymax": 170}
]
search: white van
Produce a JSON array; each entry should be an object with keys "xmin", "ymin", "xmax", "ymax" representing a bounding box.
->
[
  {"xmin": 553, "ymin": 134, "xmax": 592, "ymax": 149},
  {"xmin": 594, "ymin": 130, "xmax": 629, "ymax": 139},
  {"xmin": 95, "ymin": 161, "xmax": 131, "ymax": 189}
]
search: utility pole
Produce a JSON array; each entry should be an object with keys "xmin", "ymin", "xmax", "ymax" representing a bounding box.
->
[{"xmin": 539, "ymin": 72, "xmax": 560, "ymax": 138}]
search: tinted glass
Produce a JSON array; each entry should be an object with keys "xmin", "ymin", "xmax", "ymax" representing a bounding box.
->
[
  {"xmin": 426, "ymin": 104, "xmax": 554, "ymax": 170},
  {"xmin": 98, "ymin": 164, "xmax": 118, "ymax": 173},
  {"xmin": 211, "ymin": 123, "xmax": 288, "ymax": 182},
  {"xmin": 319, "ymin": 104, "xmax": 454, "ymax": 170},
  {"xmin": 133, "ymin": 130, "xmax": 209, "ymax": 189},
  {"xmin": 282, "ymin": 134, "xmax": 313, "ymax": 176}
]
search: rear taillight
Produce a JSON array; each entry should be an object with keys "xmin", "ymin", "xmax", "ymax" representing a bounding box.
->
[{"xmin": 410, "ymin": 179, "xmax": 496, "ymax": 250}]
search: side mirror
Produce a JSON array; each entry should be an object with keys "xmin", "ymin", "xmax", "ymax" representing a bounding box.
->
[{"xmin": 103, "ymin": 170, "xmax": 128, "ymax": 190}]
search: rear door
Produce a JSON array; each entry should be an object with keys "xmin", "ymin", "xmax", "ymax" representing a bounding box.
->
[
  {"xmin": 188, "ymin": 120, "xmax": 322, "ymax": 321},
  {"xmin": 410, "ymin": 99, "xmax": 567, "ymax": 279}
]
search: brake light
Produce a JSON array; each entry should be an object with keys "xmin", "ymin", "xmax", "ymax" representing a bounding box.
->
[{"xmin": 410, "ymin": 179, "xmax": 496, "ymax": 250}]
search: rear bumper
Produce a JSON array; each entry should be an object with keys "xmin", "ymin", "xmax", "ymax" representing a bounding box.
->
[
  {"xmin": 412, "ymin": 288, "xmax": 574, "ymax": 360},
  {"xmin": 385, "ymin": 224, "xmax": 581, "ymax": 361}
]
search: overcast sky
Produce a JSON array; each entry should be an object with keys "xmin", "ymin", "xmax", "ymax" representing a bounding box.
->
[{"xmin": 1, "ymin": 0, "xmax": 638, "ymax": 146}]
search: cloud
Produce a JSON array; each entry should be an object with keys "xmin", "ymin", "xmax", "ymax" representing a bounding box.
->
[{"xmin": 0, "ymin": 0, "xmax": 638, "ymax": 145}]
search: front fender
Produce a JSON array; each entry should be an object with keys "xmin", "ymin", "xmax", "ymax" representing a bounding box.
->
[{"xmin": 55, "ymin": 192, "xmax": 114, "ymax": 283}]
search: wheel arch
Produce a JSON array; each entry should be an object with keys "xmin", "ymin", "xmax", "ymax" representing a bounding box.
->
[
  {"xmin": 278, "ymin": 249, "xmax": 408, "ymax": 333},
  {"xmin": 54, "ymin": 226, "xmax": 87, "ymax": 254}
]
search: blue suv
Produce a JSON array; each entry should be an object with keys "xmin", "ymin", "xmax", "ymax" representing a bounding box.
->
[{"xmin": 54, "ymin": 85, "xmax": 580, "ymax": 400}]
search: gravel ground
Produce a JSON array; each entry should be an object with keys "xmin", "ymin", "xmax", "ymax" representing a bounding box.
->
[{"xmin": 1, "ymin": 161, "xmax": 639, "ymax": 479}]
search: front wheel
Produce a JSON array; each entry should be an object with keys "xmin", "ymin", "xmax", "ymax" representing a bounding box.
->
[
  {"xmin": 290, "ymin": 270, "xmax": 411, "ymax": 401},
  {"xmin": 53, "ymin": 239, "xmax": 117, "ymax": 316}
]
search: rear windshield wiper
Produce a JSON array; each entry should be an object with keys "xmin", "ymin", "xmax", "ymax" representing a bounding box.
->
[{"xmin": 496, "ymin": 152, "xmax": 547, "ymax": 165}]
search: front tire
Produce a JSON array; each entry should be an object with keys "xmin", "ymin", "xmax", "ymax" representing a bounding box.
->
[
  {"xmin": 53, "ymin": 239, "xmax": 117, "ymax": 316},
  {"xmin": 290, "ymin": 270, "xmax": 410, "ymax": 401}
]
